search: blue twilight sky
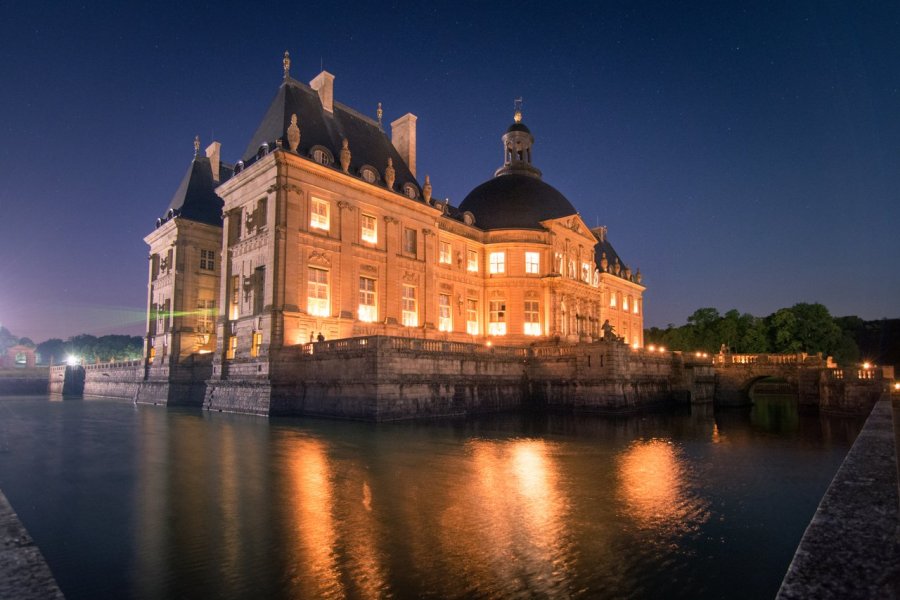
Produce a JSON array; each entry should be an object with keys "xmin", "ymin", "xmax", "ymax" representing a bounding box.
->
[{"xmin": 0, "ymin": 0, "xmax": 898, "ymax": 341}]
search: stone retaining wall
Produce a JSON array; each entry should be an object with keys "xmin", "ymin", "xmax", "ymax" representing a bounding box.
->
[
  {"xmin": 777, "ymin": 398, "xmax": 900, "ymax": 599},
  {"xmin": 0, "ymin": 489, "xmax": 64, "ymax": 599},
  {"xmin": 82, "ymin": 361, "xmax": 143, "ymax": 399},
  {"xmin": 0, "ymin": 368, "xmax": 48, "ymax": 395}
]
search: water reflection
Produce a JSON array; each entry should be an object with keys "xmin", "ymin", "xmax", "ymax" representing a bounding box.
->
[
  {"xmin": 618, "ymin": 439, "xmax": 709, "ymax": 538},
  {"xmin": 437, "ymin": 438, "xmax": 572, "ymax": 597},
  {"xmin": 2, "ymin": 397, "xmax": 855, "ymax": 599},
  {"xmin": 279, "ymin": 435, "xmax": 387, "ymax": 599}
]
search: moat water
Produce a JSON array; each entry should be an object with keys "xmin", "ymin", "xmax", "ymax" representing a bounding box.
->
[{"xmin": 0, "ymin": 394, "xmax": 864, "ymax": 599}]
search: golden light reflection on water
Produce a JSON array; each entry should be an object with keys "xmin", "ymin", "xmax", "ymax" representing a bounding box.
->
[
  {"xmin": 617, "ymin": 438, "xmax": 709, "ymax": 537},
  {"xmin": 282, "ymin": 437, "xmax": 387, "ymax": 600},
  {"xmin": 438, "ymin": 438, "xmax": 572, "ymax": 597},
  {"xmin": 285, "ymin": 437, "xmax": 345, "ymax": 599}
]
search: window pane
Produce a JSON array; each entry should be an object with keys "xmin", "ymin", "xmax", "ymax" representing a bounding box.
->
[{"xmin": 438, "ymin": 294, "xmax": 452, "ymax": 331}]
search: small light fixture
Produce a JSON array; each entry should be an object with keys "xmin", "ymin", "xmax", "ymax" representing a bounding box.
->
[{"xmin": 863, "ymin": 362, "xmax": 871, "ymax": 369}]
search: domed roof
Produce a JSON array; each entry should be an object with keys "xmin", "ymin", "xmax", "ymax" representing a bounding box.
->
[
  {"xmin": 458, "ymin": 174, "xmax": 578, "ymax": 230},
  {"xmin": 506, "ymin": 122, "xmax": 531, "ymax": 134}
]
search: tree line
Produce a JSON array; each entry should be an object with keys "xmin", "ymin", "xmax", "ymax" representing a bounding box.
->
[
  {"xmin": 0, "ymin": 327, "xmax": 143, "ymax": 364},
  {"xmin": 644, "ymin": 303, "xmax": 898, "ymax": 367}
]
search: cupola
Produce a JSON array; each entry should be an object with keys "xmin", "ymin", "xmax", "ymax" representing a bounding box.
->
[{"xmin": 494, "ymin": 99, "xmax": 542, "ymax": 179}]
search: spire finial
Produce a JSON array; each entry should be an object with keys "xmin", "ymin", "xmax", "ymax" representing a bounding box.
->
[
  {"xmin": 283, "ymin": 51, "xmax": 291, "ymax": 79},
  {"xmin": 193, "ymin": 135, "xmax": 200, "ymax": 156},
  {"xmin": 513, "ymin": 97, "xmax": 523, "ymax": 123},
  {"xmin": 377, "ymin": 102, "xmax": 383, "ymax": 128}
]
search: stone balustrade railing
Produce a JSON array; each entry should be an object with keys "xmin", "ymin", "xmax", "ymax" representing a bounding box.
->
[
  {"xmin": 827, "ymin": 366, "xmax": 893, "ymax": 381},
  {"xmin": 297, "ymin": 335, "xmax": 527, "ymax": 358},
  {"xmin": 715, "ymin": 353, "xmax": 831, "ymax": 367}
]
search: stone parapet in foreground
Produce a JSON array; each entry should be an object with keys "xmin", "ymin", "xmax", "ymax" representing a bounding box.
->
[
  {"xmin": 0, "ymin": 489, "xmax": 64, "ymax": 599},
  {"xmin": 777, "ymin": 399, "xmax": 900, "ymax": 599}
]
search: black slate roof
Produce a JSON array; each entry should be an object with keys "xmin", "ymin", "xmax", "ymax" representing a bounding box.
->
[
  {"xmin": 594, "ymin": 236, "xmax": 626, "ymax": 273},
  {"xmin": 241, "ymin": 78, "xmax": 419, "ymax": 194},
  {"xmin": 160, "ymin": 156, "xmax": 229, "ymax": 228},
  {"xmin": 457, "ymin": 173, "xmax": 578, "ymax": 230}
]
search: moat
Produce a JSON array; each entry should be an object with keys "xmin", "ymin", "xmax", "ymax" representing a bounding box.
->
[{"xmin": 0, "ymin": 394, "xmax": 864, "ymax": 599}]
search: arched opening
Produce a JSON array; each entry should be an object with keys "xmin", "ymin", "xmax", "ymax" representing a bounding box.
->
[{"xmin": 747, "ymin": 376, "xmax": 799, "ymax": 433}]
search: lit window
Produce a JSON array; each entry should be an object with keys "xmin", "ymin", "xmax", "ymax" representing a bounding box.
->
[
  {"xmin": 439, "ymin": 241, "xmax": 452, "ymax": 264},
  {"xmin": 230, "ymin": 275, "xmax": 240, "ymax": 319},
  {"xmin": 489, "ymin": 252, "xmax": 505, "ymax": 274},
  {"xmin": 307, "ymin": 267, "xmax": 329, "ymax": 316},
  {"xmin": 200, "ymin": 249, "xmax": 215, "ymax": 271},
  {"xmin": 466, "ymin": 299, "xmax": 478, "ymax": 335},
  {"xmin": 401, "ymin": 285, "xmax": 417, "ymax": 327},
  {"xmin": 403, "ymin": 228, "xmax": 417, "ymax": 256},
  {"xmin": 310, "ymin": 198, "xmax": 330, "ymax": 230},
  {"xmin": 196, "ymin": 299, "xmax": 215, "ymax": 333},
  {"xmin": 250, "ymin": 331, "xmax": 263, "ymax": 357},
  {"xmin": 623, "ymin": 296, "xmax": 630, "ymax": 311},
  {"xmin": 488, "ymin": 300, "xmax": 506, "ymax": 335},
  {"xmin": 524, "ymin": 300, "xmax": 540, "ymax": 336},
  {"xmin": 610, "ymin": 292, "xmax": 617, "ymax": 309},
  {"xmin": 358, "ymin": 277, "xmax": 377, "ymax": 322},
  {"xmin": 226, "ymin": 336, "xmax": 237, "ymax": 360},
  {"xmin": 581, "ymin": 262, "xmax": 591, "ymax": 282},
  {"xmin": 467, "ymin": 250, "xmax": 479, "ymax": 272},
  {"xmin": 525, "ymin": 252, "xmax": 540, "ymax": 274},
  {"xmin": 361, "ymin": 214, "xmax": 377, "ymax": 244},
  {"xmin": 438, "ymin": 294, "xmax": 452, "ymax": 331},
  {"xmin": 633, "ymin": 299, "xmax": 640, "ymax": 315}
]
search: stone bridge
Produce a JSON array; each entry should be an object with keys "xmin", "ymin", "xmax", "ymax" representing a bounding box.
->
[{"xmin": 713, "ymin": 353, "xmax": 894, "ymax": 414}]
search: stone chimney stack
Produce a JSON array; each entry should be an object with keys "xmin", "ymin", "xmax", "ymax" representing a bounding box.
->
[
  {"xmin": 591, "ymin": 225, "xmax": 607, "ymax": 243},
  {"xmin": 391, "ymin": 113, "xmax": 417, "ymax": 178},
  {"xmin": 205, "ymin": 141, "xmax": 221, "ymax": 182},
  {"xmin": 309, "ymin": 71, "xmax": 335, "ymax": 113}
]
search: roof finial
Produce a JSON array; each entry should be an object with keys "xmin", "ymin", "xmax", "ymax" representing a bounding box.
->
[
  {"xmin": 283, "ymin": 50, "xmax": 291, "ymax": 79},
  {"xmin": 376, "ymin": 102, "xmax": 383, "ymax": 128},
  {"xmin": 193, "ymin": 135, "xmax": 200, "ymax": 156},
  {"xmin": 513, "ymin": 97, "xmax": 523, "ymax": 123}
]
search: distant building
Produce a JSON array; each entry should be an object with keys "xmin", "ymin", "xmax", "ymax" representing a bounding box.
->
[{"xmin": 141, "ymin": 53, "xmax": 645, "ymax": 397}]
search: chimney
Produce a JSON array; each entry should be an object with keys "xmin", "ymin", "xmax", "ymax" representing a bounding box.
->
[
  {"xmin": 205, "ymin": 141, "xmax": 221, "ymax": 182},
  {"xmin": 390, "ymin": 113, "xmax": 417, "ymax": 178},
  {"xmin": 591, "ymin": 225, "xmax": 607, "ymax": 242},
  {"xmin": 309, "ymin": 71, "xmax": 335, "ymax": 113}
]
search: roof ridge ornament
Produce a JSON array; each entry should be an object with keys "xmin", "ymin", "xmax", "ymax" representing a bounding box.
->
[
  {"xmin": 423, "ymin": 175, "xmax": 432, "ymax": 204},
  {"xmin": 193, "ymin": 135, "xmax": 200, "ymax": 157},
  {"xmin": 340, "ymin": 138, "xmax": 351, "ymax": 173},
  {"xmin": 287, "ymin": 114, "xmax": 300, "ymax": 152},
  {"xmin": 283, "ymin": 51, "xmax": 291, "ymax": 79},
  {"xmin": 513, "ymin": 97, "xmax": 523, "ymax": 123},
  {"xmin": 384, "ymin": 157, "xmax": 395, "ymax": 190},
  {"xmin": 376, "ymin": 102, "xmax": 383, "ymax": 129}
]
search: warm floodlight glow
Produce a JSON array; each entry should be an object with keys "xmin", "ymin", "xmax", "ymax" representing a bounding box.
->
[
  {"xmin": 66, "ymin": 355, "xmax": 80, "ymax": 366},
  {"xmin": 485, "ymin": 340, "xmax": 492, "ymax": 347},
  {"xmin": 632, "ymin": 343, "xmax": 639, "ymax": 350},
  {"xmin": 894, "ymin": 382, "xmax": 900, "ymax": 391},
  {"xmin": 648, "ymin": 345, "xmax": 656, "ymax": 352},
  {"xmin": 862, "ymin": 362, "xmax": 871, "ymax": 369},
  {"xmin": 659, "ymin": 346, "xmax": 666, "ymax": 353}
]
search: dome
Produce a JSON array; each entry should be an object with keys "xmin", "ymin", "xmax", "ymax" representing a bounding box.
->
[
  {"xmin": 506, "ymin": 122, "xmax": 531, "ymax": 134},
  {"xmin": 458, "ymin": 174, "xmax": 578, "ymax": 230}
]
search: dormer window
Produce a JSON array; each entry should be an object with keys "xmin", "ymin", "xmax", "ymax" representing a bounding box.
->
[
  {"xmin": 360, "ymin": 165, "xmax": 379, "ymax": 183},
  {"xmin": 402, "ymin": 183, "xmax": 418, "ymax": 199},
  {"xmin": 309, "ymin": 145, "xmax": 334, "ymax": 166}
]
